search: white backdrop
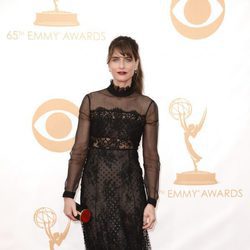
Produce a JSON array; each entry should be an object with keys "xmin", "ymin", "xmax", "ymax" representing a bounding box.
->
[{"xmin": 1, "ymin": 0, "xmax": 250, "ymax": 249}]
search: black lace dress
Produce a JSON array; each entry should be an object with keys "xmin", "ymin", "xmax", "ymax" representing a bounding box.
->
[{"xmin": 63, "ymin": 80, "xmax": 160, "ymax": 250}]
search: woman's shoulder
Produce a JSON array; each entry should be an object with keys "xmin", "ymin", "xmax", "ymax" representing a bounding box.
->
[{"xmin": 138, "ymin": 93, "xmax": 158, "ymax": 106}]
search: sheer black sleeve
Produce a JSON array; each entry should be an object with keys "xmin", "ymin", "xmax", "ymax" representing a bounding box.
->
[
  {"xmin": 62, "ymin": 94, "xmax": 90, "ymax": 199},
  {"xmin": 142, "ymin": 100, "xmax": 160, "ymax": 207}
]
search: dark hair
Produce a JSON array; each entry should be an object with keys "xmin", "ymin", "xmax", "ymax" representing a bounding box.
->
[{"xmin": 107, "ymin": 36, "xmax": 143, "ymax": 94}]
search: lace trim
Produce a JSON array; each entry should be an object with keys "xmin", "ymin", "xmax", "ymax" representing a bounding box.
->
[
  {"xmin": 90, "ymin": 107, "xmax": 146, "ymax": 121},
  {"xmin": 107, "ymin": 80, "xmax": 136, "ymax": 97},
  {"xmin": 90, "ymin": 136, "xmax": 135, "ymax": 149},
  {"xmin": 112, "ymin": 81, "xmax": 133, "ymax": 91},
  {"xmin": 89, "ymin": 107, "xmax": 145, "ymax": 149}
]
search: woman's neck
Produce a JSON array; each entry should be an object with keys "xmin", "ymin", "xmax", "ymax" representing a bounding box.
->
[{"xmin": 112, "ymin": 79, "xmax": 132, "ymax": 88}]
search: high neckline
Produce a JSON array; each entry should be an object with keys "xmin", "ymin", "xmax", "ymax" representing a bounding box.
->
[{"xmin": 107, "ymin": 80, "xmax": 136, "ymax": 97}]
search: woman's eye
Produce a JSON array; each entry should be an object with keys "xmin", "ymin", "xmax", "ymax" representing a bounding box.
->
[{"xmin": 125, "ymin": 58, "xmax": 132, "ymax": 62}]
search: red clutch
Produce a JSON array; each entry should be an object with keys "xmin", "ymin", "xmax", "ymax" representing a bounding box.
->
[{"xmin": 74, "ymin": 202, "xmax": 91, "ymax": 223}]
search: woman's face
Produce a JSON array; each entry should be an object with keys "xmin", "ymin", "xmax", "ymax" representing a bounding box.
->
[{"xmin": 108, "ymin": 48, "xmax": 138, "ymax": 86}]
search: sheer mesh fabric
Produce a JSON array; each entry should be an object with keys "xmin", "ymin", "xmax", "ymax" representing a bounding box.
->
[
  {"xmin": 63, "ymin": 94, "xmax": 91, "ymax": 195},
  {"xmin": 63, "ymin": 84, "xmax": 160, "ymax": 249}
]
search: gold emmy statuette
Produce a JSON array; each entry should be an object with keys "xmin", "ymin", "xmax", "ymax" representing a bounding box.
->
[
  {"xmin": 34, "ymin": 0, "xmax": 79, "ymax": 26},
  {"xmin": 34, "ymin": 207, "xmax": 71, "ymax": 250},
  {"xmin": 169, "ymin": 98, "xmax": 217, "ymax": 185}
]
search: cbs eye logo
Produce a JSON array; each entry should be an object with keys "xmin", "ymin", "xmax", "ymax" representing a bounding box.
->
[
  {"xmin": 170, "ymin": 0, "xmax": 225, "ymax": 39},
  {"xmin": 32, "ymin": 99, "xmax": 79, "ymax": 152}
]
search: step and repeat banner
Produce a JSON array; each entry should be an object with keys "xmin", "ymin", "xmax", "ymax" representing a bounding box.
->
[{"xmin": 1, "ymin": 0, "xmax": 250, "ymax": 249}]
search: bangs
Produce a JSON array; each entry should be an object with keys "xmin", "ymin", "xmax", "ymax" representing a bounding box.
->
[
  {"xmin": 115, "ymin": 44, "xmax": 133, "ymax": 58},
  {"xmin": 108, "ymin": 43, "xmax": 135, "ymax": 62}
]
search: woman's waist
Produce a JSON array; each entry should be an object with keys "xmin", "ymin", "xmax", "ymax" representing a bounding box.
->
[{"xmin": 89, "ymin": 136, "xmax": 139, "ymax": 150}]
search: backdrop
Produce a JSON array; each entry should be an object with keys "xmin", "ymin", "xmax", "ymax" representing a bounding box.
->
[{"xmin": 1, "ymin": 0, "xmax": 250, "ymax": 249}]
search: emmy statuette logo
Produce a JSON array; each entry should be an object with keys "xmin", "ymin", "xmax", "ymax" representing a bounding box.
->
[
  {"xmin": 34, "ymin": 207, "xmax": 71, "ymax": 250},
  {"xmin": 34, "ymin": 0, "xmax": 79, "ymax": 26},
  {"xmin": 169, "ymin": 98, "xmax": 217, "ymax": 185}
]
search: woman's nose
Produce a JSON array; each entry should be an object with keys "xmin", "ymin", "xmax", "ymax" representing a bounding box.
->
[{"xmin": 119, "ymin": 59, "xmax": 125, "ymax": 68}]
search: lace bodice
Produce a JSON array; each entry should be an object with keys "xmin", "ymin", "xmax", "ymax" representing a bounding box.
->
[{"xmin": 63, "ymin": 80, "xmax": 160, "ymax": 207}]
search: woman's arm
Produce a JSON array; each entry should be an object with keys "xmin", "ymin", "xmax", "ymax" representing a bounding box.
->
[
  {"xmin": 142, "ymin": 100, "xmax": 160, "ymax": 207},
  {"xmin": 62, "ymin": 94, "xmax": 91, "ymax": 199}
]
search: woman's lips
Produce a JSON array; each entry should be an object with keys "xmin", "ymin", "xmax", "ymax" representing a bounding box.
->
[{"xmin": 117, "ymin": 71, "xmax": 127, "ymax": 75}]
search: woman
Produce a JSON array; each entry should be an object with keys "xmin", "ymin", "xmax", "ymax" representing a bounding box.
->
[{"xmin": 63, "ymin": 36, "xmax": 160, "ymax": 249}]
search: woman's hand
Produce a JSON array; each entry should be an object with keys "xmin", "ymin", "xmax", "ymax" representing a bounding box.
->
[
  {"xmin": 142, "ymin": 204, "xmax": 156, "ymax": 230},
  {"xmin": 63, "ymin": 197, "xmax": 78, "ymax": 221}
]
